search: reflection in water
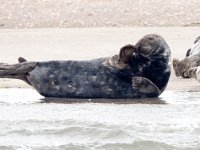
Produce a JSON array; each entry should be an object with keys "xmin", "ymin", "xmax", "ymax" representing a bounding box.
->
[
  {"xmin": 40, "ymin": 90, "xmax": 200, "ymax": 104},
  {"xmin": 0, "ymin": 88, "xmax": 200, "ymax": 104},
  {"xmin": 42, "ymin": 97, "xmax": 167, "ymax": 104}
]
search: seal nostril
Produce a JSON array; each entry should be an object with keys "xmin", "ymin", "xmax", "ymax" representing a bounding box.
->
[{"xmin": 149, "ymin": 37, "xmax": 154, "ymax": 41}]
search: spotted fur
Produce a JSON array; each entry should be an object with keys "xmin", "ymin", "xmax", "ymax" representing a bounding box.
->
[{"xmin": 173, "ymin": 36, "xmax": 200, "ymax": 79}]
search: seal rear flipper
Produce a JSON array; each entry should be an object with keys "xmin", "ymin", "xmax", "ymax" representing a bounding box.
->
[
  {"xmin": 18, "ymin": 57, "xmax": 27, "ymax": 63},
  {"xmin": 0, "ymin": 61, "xmax": 38, "ymax": 85},
  {"xmin": 132, "ymin": 76, "xmax": 160, "ymax": 98}
]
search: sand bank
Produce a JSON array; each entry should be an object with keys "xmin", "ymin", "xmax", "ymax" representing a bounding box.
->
[{"xmin": 1, "ymin": 0, "xmax": 200, "ymax": 28}]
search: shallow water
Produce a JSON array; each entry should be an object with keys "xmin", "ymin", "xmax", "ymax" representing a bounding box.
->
[{"xmin": 0, "ymin": 88, "xmax": 200, "ymax": 150}]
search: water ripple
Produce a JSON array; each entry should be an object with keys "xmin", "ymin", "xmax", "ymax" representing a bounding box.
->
[{"xmin": 0, "ymin": 89, "xmax": 200, "ymax": 149}]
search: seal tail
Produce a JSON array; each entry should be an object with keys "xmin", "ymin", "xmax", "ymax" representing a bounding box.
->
[{"xmin": 0, "ymin": 57, "xmax": 37, "ymax": 85}]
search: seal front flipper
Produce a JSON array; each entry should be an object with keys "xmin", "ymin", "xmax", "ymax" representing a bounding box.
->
[
  {"xmin": 172, "ymin": 58, "xmax": 181, "ymax": 77},
  {"xmin": 188, "ymin": 66, "xmax": 200, "ymax": 82},
  {"xmin": 132, "ymin": 76, "xmax": 160, "ymax": 98},
  {"xmin": 118, "ymin": 44, "xmax": 135, "ymax": 64}
]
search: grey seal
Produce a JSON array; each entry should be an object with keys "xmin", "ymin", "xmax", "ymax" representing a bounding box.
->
[
  {"xmin": 0, "ymin": 34, "xmax": 171, "ymax": 99},
  {"xmin": 173, "ymin": 36, "xmax": 200, "ymax": 80}
]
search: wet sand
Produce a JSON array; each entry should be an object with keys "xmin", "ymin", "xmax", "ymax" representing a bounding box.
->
[{"xmin": 0, "ymin": 27, "xmax": 200, "ymax": 91}]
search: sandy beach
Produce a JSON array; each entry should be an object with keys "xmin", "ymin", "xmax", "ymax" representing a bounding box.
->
[
  {"xmin": 1, "ymin": 0, "xmax": 200, "ymax": 28},
  {"xmin": 0, "ymin": 27, "xmax": 200, "ymax": 91}
]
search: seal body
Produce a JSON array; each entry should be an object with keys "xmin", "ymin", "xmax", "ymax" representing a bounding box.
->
[
  {"xmin": 173, "ymin": 36, "xmax": 200, "ymax": 78},
  {"xmin": 28, "ymin": 58, "xmax": 139, "ymax": 98},
  {"xmin": 27, "ymin": 34, "xmax": 171, "ymax": 98},
  {"xmin": 0, "ymin": 34, "xmax": 171, "ymax": 99}
]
